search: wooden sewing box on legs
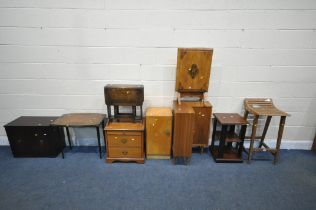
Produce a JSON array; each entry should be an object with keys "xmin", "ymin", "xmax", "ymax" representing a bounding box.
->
[{"xmin": 172, "ymin": 48, "xmax": 213, "ymax": 164}]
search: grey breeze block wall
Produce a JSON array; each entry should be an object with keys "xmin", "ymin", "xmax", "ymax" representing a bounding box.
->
[{"xmin": 0, "ymin": 0, "xmax": 315, "ymax": 149}]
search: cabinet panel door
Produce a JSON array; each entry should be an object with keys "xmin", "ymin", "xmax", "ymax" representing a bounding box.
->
[
  {"xmin": 6, "ymin": 127, "xmax": 29, "ymax": 157},
  {"xmin": 146, "ymin": 116, "xmax": 172, "ymax": 156},
  {"xmin": 193, "ymin": 107, "xmax": 212, "ymax": 145},
  {"xmin": 173, "ymin": 112, "xmax": 195, "ymax": 157}
]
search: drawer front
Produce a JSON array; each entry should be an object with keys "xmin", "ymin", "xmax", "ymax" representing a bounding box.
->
[
  {"xmin": 108, "ymin": 147, "xmax": 142, "ymax": 158},
  {"xmin": 106, "ymin": 131, "xmax": 142, "ymax": 136},
  {"xmin": 107, "ymin": 135, "xmax": 142, "ymax": 147}
]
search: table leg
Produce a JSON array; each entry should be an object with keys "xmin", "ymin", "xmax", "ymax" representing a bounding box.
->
[
  {"xmin": 274, "ymin": 116, "xmax": 286, "ymax": 164},
  {"xmin": 239, "ymin": 124, "xmax": 247, "ymax": 157},
  {"xmin": 259, "ymin": 116, "xmax": 272, "ymax": 148},
  {"xmin": 61, "ymin": 150, "xmax": 64, "ymax": 159},
  {"xmin": 210, "ymin": 118, "xmax": 218, "ymax": 150},
  {"xmin": 96, "ymin": 126, "xmax": 101, "ymax": 159},
  {"xmin": 218, "ymin": 125, "xmax": 228, "ymax": 158},
  {"xmin": 248, "ymin": 115, "xmax": 259, "ymax": 163},
  {"xmin": 66, "ymin": 127, "xmax": 72, "ymax": 149},
  {"xmin": 102, "ymin": 120, "xmax": 106, "ymax": 149}
]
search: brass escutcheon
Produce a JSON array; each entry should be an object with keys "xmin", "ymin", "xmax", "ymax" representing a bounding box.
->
[{"xmin": 188, "ymin": 64, "xmax": 199, "ymax": 79}]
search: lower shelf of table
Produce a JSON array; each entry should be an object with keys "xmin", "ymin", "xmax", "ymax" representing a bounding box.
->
[
  {"xmin": 106, "ymin": 157, "xmax": 145, "ymax": 164},
  {"xmin": 209, "ymin": 146, "xmax": 243, "ymax": 163}
]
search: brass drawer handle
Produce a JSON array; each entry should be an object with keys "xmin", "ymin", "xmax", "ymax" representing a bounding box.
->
[
  {"xmin": 122, "ymin": 151, "xmax": 128, "ymax": 155},
  {"xmin": 121, "ymin": 139, "xmax": 127, "ymax": 144}
]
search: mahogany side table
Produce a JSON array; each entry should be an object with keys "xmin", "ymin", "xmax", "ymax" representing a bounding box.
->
[
  {"xmin": 210, "ymin": 113, "xmax": 248, "ymax": 163},
  {"xmin": 52, "ymin": 113, "xmax": 106, "ymax": 158}
]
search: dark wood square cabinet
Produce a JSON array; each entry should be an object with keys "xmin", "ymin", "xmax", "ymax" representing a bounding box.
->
[{"xmin": 4, "ymin": 116, "xmax": 65, "ymax": 157}]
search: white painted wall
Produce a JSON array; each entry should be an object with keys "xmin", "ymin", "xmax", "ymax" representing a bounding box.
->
[{"xmin": 0, "ymin": 0, "xmax": 315, "ymax": 149}]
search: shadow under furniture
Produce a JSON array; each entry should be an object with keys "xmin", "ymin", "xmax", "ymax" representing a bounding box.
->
[{"xmin": 51, "ymin": 113, "xmax": 106, "ymax": 159}]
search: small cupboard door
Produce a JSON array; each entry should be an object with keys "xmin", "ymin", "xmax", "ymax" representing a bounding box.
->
[
  {"xmin": 193, "ymin": 107, "xmax": 212, "ymax": 145},
  {"xmin": 146, "ymin": 116, "xmax": 172, "ymax": 156}
]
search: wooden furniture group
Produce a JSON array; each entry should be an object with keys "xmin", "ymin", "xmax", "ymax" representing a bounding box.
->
[{"xmin": 3, "ymin": 48, "xmax": 291, "ymax": 165}]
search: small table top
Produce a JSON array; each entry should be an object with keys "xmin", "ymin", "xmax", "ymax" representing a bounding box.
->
[
  {"xmin": 5, "ymin": 116, "xmax": 59, "ymax": 127},
  {"xmin": 214, "ymin": 113, "xmax": 248, "ymax": 125},
  {"xmin": 52, "ymin": 113, "xmax": 106, "ymax": 127}
]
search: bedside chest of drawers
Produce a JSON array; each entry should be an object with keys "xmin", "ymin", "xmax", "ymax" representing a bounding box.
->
[{"xmin": 105, "ymin": 122, "xmax": 145, "ymax": 163}]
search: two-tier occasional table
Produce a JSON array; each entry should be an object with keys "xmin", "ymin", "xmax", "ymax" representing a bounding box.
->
[
  {"xmin": 210, "ymin": 113, "xmax": 248, "ymax": 163},
  {"xmin": 52, "ymin": 113, "xmax": 106, "ymax": 158}
]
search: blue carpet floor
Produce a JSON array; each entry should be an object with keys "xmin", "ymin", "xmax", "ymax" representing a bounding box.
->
[{"xmin": 0, "ymin": 146, "xmax": 315, "ymax": 210}]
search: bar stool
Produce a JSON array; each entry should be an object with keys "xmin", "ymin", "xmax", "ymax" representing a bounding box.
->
[{"xmin": 243, "ymin": 98, "xmax": 289, "ymax": 164}]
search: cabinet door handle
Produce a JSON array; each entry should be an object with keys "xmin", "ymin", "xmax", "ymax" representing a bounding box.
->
[
  {"xmin": 121, "ymin": 139, "xmax": 127, "ymax": 144},
  {"xmin": 165, "ymin": 130, "xmax": 171, "ymax": 136},
  {"xmin": 122, "ymin": 151, "xmax": 128, "ymax": 155}
]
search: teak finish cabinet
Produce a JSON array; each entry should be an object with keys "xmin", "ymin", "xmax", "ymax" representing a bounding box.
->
[
  {"xmin": 186, "ymin": 101, "xmax": 212, "ymax": 151},
  {"xmin": 172, "ymin": 101, "xmax": 195, "ymax": 164},
  {"xmin": 146, "ymin": 107, "xmax": 172, "ymax": 159},
  {"xmin": 105, "ymin": 122, "xmax": 145, "ymax": 164}
]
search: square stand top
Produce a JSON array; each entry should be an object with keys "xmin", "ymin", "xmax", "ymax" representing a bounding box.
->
[
  {"xmin": 51, "ymin": 113, "xmax": 106, "ymax": 127},
  {"xmin": 214, "ymin": 113, "xmax": 248, "ymax": 125},
  {"xmin": 146, "ymin": 107, "xmax": 172, "ymax": 117}
]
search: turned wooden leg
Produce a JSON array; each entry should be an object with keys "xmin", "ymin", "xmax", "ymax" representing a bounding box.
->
[
  {"xmin": 248, "ymin": 115, "xmax": 259, "ymax": 163},
  {"xmin": 274, "ymin": 116, "xmax": 286, "ymax": 164},
  {"xmin": 259, "ymin": 116, "xmax": 272, "ymax": 148}
]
